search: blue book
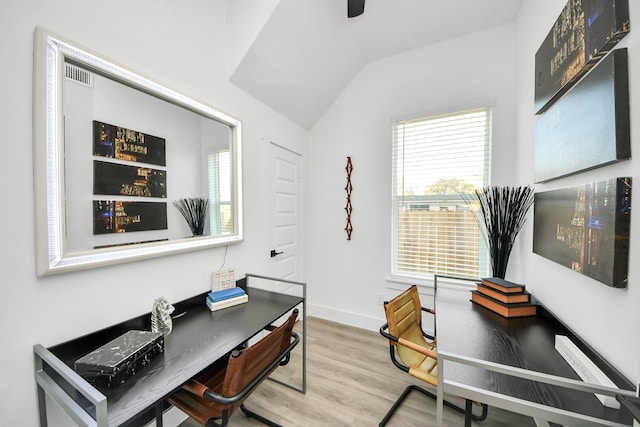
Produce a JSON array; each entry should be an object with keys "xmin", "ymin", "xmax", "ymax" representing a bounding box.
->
[{"xmin": 207, "ymin": 287, "xmax": 245, "ymax": 302}]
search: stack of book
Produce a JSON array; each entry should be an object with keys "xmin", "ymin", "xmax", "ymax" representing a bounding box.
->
[
  {"xmin": 470, "ymin": 277, "xmax": 538, "ymax": 318},
  {"xmin": 206, "ymin": 287, "xmax": 248, "ymax": 311}
]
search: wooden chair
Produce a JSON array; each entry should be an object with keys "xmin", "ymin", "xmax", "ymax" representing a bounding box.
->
[
  {"xmin": 379, "ymin": 285, "xmax": 488, "ymax": 426},
  {"xmin": 167, "ymin": 309, "xmax": 299, "ymax": 426}
]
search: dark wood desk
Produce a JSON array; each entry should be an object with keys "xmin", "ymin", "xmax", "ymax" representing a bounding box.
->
[
  {"xmin": 433, "ymin": 283, "xmax": 635, "ymax": 427},
  {"xmin": 34, "ymin": 287, "xmax": 304, "ymax": 427}
]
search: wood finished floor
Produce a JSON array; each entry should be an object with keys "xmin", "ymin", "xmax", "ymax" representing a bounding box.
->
[{"xmin": 177, "ymin": 316, "xmax": 536, "ymax": 427}]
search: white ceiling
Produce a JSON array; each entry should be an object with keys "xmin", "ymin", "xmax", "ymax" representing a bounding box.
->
[{"xmin": 230, "ymin": 0, "xmax": 523, "ymax": 130}]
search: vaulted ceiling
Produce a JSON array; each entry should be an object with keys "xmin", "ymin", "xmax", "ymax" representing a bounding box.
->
[{"xmin": 229, "ymin": 0, "xmax": 523, "ymax": 130}]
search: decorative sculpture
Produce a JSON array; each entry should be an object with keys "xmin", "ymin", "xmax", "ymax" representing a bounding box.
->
[
  {"xmin": 345, "ymin": 157, "xmax": 353, "ymax": 240},
  {"xmin": 151, "ymin": 297, "xmax": 175, "ymax": 335},
  {"xmin": 469, "ymin": 186, "xmax": 534, "ymax": 278}
]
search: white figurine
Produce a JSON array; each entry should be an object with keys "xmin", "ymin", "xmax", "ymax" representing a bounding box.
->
[{"xmin": 151, "ymin": 297, "xmax": 175, "ymax": 335}]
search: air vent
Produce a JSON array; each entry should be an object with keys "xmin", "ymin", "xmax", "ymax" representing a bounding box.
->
[{"xmin": 65, "ymin": 63, "xmax": 93, "ymax": 87}]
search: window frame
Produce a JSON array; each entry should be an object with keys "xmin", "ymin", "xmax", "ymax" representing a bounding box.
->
[{"xmin": 390, "ymin": 106, "xmax": 493, "ymax": 282}]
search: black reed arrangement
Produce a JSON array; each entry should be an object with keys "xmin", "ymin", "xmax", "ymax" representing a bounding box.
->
[
  {"xmin": 173, "ymin": 197, "xmax": 209, "ymax": 236},
  {"xmin": 470, "ymin": 186, "xmax": 534, "ymax": 278}
]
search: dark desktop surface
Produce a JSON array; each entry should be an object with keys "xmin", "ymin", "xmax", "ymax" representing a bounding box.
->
[
  {"xmin": 47, "ymin": 288, "xmax": 303, "ymax": 426},
  {"xmin": 435, "ymin": 286, "xmax": 633, "ymax": 425}
]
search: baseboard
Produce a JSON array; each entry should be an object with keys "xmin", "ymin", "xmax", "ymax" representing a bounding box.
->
[{"xmin": 307, "ymin": 303, "xmax": 383, "ymax": 332}]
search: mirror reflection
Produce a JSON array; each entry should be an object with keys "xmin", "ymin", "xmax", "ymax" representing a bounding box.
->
[{"xmin": 34, "ymin": 28, "xmax": 243, "ymax": 275}]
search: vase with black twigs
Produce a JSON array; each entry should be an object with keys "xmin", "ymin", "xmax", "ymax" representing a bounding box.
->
[
  {"xmin": 173, "ymin": 197, "xmax": 209, "ymax": 236},
  {"xmin": 467, "ymin": 186, "xmax": 534, "ymax": 279}
]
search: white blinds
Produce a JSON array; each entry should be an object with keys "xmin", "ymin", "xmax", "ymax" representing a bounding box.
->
[
  {"xmin": 391, "ymin": 108, "xmax": 491, "ymax": 280},
  {"xmin": 208, "ymin": 150, "xmax": 231, "ymax": 235}
]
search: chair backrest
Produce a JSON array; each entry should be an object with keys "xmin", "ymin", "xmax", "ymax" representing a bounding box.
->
[
  {"xmin": 384, "ymin": 285, "xmax": 433, "ymax": 368},
  {"xmin": 221, "ymin": 309, "xmax": 298, "ymax": 412}
]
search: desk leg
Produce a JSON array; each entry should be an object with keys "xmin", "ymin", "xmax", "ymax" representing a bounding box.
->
[
  {"xmin": 36, "ymin": 383, "xmax": 48, "ymax": 427},
  {"xmin": 436, "ymin": 360, "xmax": 444, "ymax": 426},
  {"xmin": 533, "ymin": 417, "xmax": 551, "ymax": 427},
  {"xmin": 156, "ymin": 403, "xmax": 163, "ymax": 427},
  {"xmin": 465, "ymin": 400, "xmax": 472, "ymax": 427}
]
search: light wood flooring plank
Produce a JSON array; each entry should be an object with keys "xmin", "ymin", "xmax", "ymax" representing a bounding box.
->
[{"xmin": 177, "ymin": 317, "xmax": 536, "ymax": 427}]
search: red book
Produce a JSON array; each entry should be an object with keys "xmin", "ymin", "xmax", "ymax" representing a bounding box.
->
[
  {"xmin": 471, "ymin": 291, "xmax": 538, "ymax": 318},
  {"xmin": 476, "ymin": 284, "xmax": 530, "ymax": 304}
]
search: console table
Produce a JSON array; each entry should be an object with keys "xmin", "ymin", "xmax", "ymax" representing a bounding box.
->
[
  {"xmin": 433, "ymin": 276, "xmax": 636, "ymax": 427},
  {"xmin": 34, "ymin": 277, "xmax": 305, "ymax": 427}
]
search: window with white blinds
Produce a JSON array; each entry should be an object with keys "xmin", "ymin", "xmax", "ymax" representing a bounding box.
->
[
  {"xmin": 208, "ymin": 150, "xmax": 232, "ymax": 235},
  {"xmin": 391, "ymin": 107, "xmax": 492, "ymax": 280}
]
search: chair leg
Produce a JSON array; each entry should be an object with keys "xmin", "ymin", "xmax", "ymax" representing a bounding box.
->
[
  {"xmin": 380, "ymin": 385, "xmax": 434, "ymax": 426},
  {"xmin": 240, "ymin": 403, "xmax": 282, "ymax": 427},
  {"xmin": 380, "ymin": 385, "xmax": 489, "ymax": 426},
  {"xmin": 466, "ymin": 400, "xmax": 488, "ymax": 423}
]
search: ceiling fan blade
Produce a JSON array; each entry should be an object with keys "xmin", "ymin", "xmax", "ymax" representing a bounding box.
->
[{"xmin": 348, "ymin": 0, "xmax": 365, "ymax": 18}]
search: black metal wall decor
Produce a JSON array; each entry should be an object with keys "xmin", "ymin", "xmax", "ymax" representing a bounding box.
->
[
  {"xmin": 534, "ymin": 48, "xmax": 630, "ymax": 183},
  {"xmin": 533, "ymin": 177, "xmax": 631, "ymax": 288},
  {"xmin": 534, "ymin": 0, "xmax": 629, "ymax": 114},
  {"xmin": 345, "ymin": 157, "xmax": 353, "ymax": 240}
]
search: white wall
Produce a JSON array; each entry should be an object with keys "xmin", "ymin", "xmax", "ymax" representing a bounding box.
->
[
  {"xmin": 307, "ymin": 0, "xmax": 640, "ymax": 387},
  {"xmin": 305, "ymin": 23, "xmax": 518, "ymax": 331},
  {"xmin": 64, "ymin": 71, "xmax": 228, "ymax": 249},
  {"xmin": 515, "ymin": 0, "xmax": 640, "ymax": 384},
  {"xmin": 0, "ymin": 1, "xmax": 307, "ymax": 425},
  {"xmin": 5, "ymin": 1, "xmax": 640, "ymax": 425}
]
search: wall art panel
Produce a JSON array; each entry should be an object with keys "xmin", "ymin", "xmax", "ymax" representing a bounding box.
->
[
  {"xmin": 93, "ymin": 161, "xmax": 167, "ymax": 198},
  {"xmin": 534, "ymin": 48, "xmax": 630, "ymax": 183},
  {"xmin": 93, "ymin": 120, "xmax": 166, "ymax": 166},
  {"xmin": 533, "ymin": 177, "xmax": 631, "ymax": 288},
  {"xmin": 93, "ymin": 200, "xmax": 168, "ymax": 235},
  {"xmin": 534, "ymin": 0, "xmax": 629, "ymax": 114}
]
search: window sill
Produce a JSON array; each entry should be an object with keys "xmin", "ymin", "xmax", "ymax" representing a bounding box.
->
[{"xmin": 386, "ymin": 274, "xmax": 477, "ymax": 291}]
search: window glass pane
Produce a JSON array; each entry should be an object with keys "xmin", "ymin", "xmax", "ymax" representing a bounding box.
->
[{"xmin": 392, "ymin": 108, "xmax": 491, "ymax": 280}]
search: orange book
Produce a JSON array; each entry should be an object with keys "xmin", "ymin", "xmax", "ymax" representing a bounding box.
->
[
  {"xmin": 476, "ymin": 284, "xmax": 530, "ymax": 304},
  {"xmin": 481, "ymin": 277, "xmax": 525, "ymax": 294},
  {"xmin": 470, "ymin": 291, "xmax": 538, "ymax": 318}
]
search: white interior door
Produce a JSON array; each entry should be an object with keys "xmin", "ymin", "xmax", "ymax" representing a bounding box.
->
[{"xmin": 269, "ymin": 142, "xmax": 303, "ymax": 282}]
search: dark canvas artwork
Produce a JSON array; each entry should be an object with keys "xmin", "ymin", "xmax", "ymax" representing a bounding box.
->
[
  {"xmin": 93, "ymin": 201, "xmax": 167, "ymax": 234},
  {"xmin": 534, "ymin": 0, "xmax": 629, "ymax": 114},
  {"xmin": 534, "ymin": 48, "xmax": 630, "ymax": 183},
  {"xmin": 533, "ymin": 178, "xmax": 631, "ymax": 288},
  {"xmin": 93, "ymin": 121, "xmax": 166, "ymax": 166},
  {"xmin": 93, "ymin": 161, "xmax": 167, "ymax": 198}
]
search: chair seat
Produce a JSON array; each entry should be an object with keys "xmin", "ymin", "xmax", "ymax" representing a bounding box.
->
[
  {"xmin": 379, "ymin": 285, "xmax": 488, "ymax": 426},
  {"xmin": 167, "ymin": 309, "xmax": 299, "ymax": 427},
  {"xmin": 395, "ymin": 320, "xmax": 438, "ymax": 386},
  {"xmin": 400, "ymin": 342, "xmax": 437, "ymax": 386},
  {"xmin": 167, "ymin": 358, "xmax": 228, "ymax": 423}
]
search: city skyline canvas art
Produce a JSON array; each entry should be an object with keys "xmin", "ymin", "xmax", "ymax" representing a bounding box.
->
[
  {"xmin": 534, "ymin": 48, "xmax": 630, "ymax": 183},
  {"xmin": 93, "ymin": 120, "xmax": 166, "ymax": 166},
  {"xmin": 533, "ymin": 177, "xmax": 631, "ymax": 288},
  {"xmin": 93, "ymin": 200, "xmax": 167, "ymax": 235},
  {"xmin": 534, "ymin": 0, "xmax": 629, "ymax": 113}
]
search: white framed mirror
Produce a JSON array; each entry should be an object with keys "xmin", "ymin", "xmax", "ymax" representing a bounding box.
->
[{"xmin": 33, "ymin": 27, "xmax": 243, "ymax": 276}]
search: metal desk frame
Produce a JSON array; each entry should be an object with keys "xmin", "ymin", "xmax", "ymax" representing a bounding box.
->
[{"xmin": 433, "ymin": 275, "xmax": 636, "ymax": 427}]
